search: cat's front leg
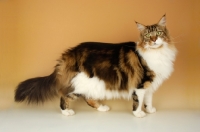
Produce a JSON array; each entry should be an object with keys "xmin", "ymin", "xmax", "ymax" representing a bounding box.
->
[
  {"xmin": 132, "ymin": 89, "xmax": 146, "ymax": 118},
  {"xmin": 144, "ymin": 90, "xmax": 156, "ymax": 114}
]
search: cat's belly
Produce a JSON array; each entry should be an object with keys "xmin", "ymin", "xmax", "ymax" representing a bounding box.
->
[{"xmin": 71, "ymin": 72, "xmax": 134, "ymax": 100}]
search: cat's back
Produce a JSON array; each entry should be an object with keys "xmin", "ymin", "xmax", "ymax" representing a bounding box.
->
[{"xmin": 73, "ymin": 41, "xmax": 137, "ymax": 52}]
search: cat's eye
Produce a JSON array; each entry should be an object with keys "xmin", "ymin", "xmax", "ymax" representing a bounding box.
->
[
  {"xmin": 145, "ymin": 33, "xmax": 151, "ymax": 38},
  {"xmin": 156, "ymin": 31, "xmax": 162, "ymax": 36}
]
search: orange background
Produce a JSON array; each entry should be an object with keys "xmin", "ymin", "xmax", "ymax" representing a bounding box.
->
[{"xmin": 0, "ymin": 0, "xmax": 200, "ymax": 110}]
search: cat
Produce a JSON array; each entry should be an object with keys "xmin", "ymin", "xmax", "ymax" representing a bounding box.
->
[{"xmin": 15, "ymin": 14, "xmax": 177, "ymax": 118}]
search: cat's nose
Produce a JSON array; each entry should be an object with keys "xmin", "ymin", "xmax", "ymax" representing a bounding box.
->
[{"xmin": 150, "ymin": 36, "xmax": 157, "ymax": 42}]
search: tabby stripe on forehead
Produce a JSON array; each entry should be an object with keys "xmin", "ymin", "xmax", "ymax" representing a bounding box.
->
[
  {"xmin": 147, "ymin": 25, "xmax": 157, "ymax": 32},
  {"xmin": 146, "ymin": 26, "xmax": 150, "ymax": 33},
  {"xmin": 150, "ymin": 26, "xmax": 152, "ymax": 32}
]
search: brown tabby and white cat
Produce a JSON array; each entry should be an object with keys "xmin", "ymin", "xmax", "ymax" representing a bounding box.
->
[{"xmin": 15, "ymin": 15, "xmax": 177, "ymax": 118}]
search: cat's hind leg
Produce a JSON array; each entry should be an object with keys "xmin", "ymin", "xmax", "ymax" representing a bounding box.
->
[
  {"xmin": 60, "ymin": 94, "xmax": 80, "ymax": 116},
  {"xmin": 132, "ymin": 89, "xmax": 146, "ymax": 118},
  {"xmin": 84, "ymin": 98, "xmax": 110, "ymax": 112}
]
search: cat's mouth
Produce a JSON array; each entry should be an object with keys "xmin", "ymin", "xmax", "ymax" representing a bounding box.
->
[
  {"xmin": 150, "ymin": 43, "xmax": 163, "ymax": 49},
  {"xmin": 144, "ymin": 42, "xmax": 163, "ymax": 49}
]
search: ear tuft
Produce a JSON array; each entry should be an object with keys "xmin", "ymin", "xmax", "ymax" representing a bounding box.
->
[
  {"xmin": 158, "ymin": 14, "xmax": 166, "ymax": 27},
  {"xmin": 135, "ymin": 21, "xmax": 146, "ymax": 31}
]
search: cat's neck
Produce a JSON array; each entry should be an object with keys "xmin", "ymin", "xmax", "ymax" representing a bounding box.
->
[{"xmin": 137, "ymin": 41, "xmax": 177, "ymax": 77}]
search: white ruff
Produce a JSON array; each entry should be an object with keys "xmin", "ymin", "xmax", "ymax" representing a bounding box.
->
[
  {"xmin": 71, "ymin": 72, "xmax": 134, "ymax": 100},
  {"xmin": 138, "ymin": 42, "xmax": 177, "ymax": 92}
]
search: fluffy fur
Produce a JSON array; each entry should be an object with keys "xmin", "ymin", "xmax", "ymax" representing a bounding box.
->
[{"xmin": 15, "ymin": 15, "xmax": 177, "ymax": 118}]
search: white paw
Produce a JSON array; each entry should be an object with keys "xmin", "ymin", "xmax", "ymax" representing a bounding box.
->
[
  {"xmin": 145, "ymin": 107, "xmax": 156, "ymax": 114},
  {"xmin": 133, "ymin": 111, "xmax": 146, "ymax": 118},
  {"xmin": 97, "ymin": 105, "xmax": 110, "ymax": 112},
  {"xmin": 61, "ymin": 109, "xmax": 75, "ymax": 116}
]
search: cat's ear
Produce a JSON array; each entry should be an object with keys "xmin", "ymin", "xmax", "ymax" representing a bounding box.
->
[
  {"xmin": 158, "ymin": 14, "xmax": 166, "ymax": 27},
  {"xmin": 135, "ymin": 22, "xmax": 146, "ymax": 31}
]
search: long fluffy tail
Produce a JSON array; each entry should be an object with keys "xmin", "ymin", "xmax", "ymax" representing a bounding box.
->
[{"xmin": 15, "ymin": 71, "xmax": 58, "ymax": 104}]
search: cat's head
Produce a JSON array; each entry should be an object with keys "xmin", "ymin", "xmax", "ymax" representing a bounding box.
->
[{"xmin": 136, "ymin": 14, "xmax": 171, "ymax": 50}]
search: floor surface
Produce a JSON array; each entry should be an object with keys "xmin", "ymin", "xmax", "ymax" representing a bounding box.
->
[{"xmin": 0, "ymin": 99, "xmax": 200, "ymax": 132}]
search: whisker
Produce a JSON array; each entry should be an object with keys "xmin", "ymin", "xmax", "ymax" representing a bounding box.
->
[
  {"xmin": 170, "ymin": 33, "xmax": 187, "ymax": 44},
  {"xmin": 171, "ymin": 33, "xmax": 186, "ymax": 40}
]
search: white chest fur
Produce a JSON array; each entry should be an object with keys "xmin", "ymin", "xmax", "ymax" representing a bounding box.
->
[{"xmin": 138, "ymin": 43, "xmax": 177, "ymax": 91}]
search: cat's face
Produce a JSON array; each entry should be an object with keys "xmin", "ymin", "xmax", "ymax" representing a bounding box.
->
[{"xmin": 136, "ymin": 15, "xmax": 170, "ymax": 50}]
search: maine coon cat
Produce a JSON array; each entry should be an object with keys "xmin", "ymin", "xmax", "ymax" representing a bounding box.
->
[{"xmin": 15, "ymin": 15, "xmax": 177, "ymax": 118}]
